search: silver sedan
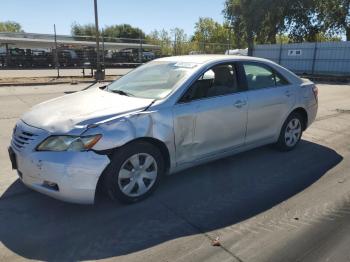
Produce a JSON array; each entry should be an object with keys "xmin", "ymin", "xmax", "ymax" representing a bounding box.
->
[{"xmin": 8, "ymin": 55, "xmax": 318, "ymax": 204}]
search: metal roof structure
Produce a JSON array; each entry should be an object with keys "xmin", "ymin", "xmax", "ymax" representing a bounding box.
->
[{"xmin": 0, "ymin": 32, "xmax": 160, "ymax": 50}]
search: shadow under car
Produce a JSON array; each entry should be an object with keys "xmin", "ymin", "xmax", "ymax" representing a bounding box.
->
[{"xmin": 0, "ymin": 140, "xmax": 343, "ymax": 261}]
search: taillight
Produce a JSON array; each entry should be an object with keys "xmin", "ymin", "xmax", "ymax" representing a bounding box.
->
[{"xmin": 312, "ymin": 85, "xmax": 318, "ymax": 101}]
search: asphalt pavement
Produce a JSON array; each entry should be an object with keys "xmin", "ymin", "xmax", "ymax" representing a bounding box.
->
[{"xmin": 0, "ymin": 82, "xmax": 350, "ymax": 261}]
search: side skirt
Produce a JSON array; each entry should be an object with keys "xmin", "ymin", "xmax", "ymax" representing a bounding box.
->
[{"xmin": 169, "ymin": 137, "xmax": 276, "ymax": 175}]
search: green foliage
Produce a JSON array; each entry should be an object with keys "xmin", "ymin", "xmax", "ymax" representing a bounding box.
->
[
  {"xmin": 0, "ymin": 21, "xmax": 23, "ymax": 33},
  {"xmin": 318, "ymin": 0, "xmax": 350, "ymax": 40},
  {"xmin": 71, "ymin": 22, "xmax": 145, "ymax": 40},
  {"xmin": 69, "ymin": 0, "xmax": 348, "ymax": 56},
  {"xmin": 315, "ymin": 33, "xmax": 342, "ymax": 42},
  {"xmin": 224, "ymin": 0, "xmax": 268, "ymax": 52},
  {"xmin": 146, "ymin": 21, "xmax": 233, "ymax": 57},
  {"xmin": 285, "ymin": 0, "xmax": 323, "ymax": 42},
  {"xmin": 275, "ymin": 33, "xmax": 341, "ymax": 44},
  {"xmin": 146, "ymin": 29, "xmax": 173, "ymax": 56},
  {"xmin": 172, "ymin": 28, "xmax": 191, "ymax": 55},
  {"xmin": 146, "ymin": 28, "xmax": 193, "ymax": 56},
  {"xmin": 275, "ymin": 34, "xmax": 291, "ymax": 44},
  {"xmin": 255, "ymin": 0, "xmax": 289, "ymax": 44},
  {"xmin": 193, "ymin": 17, "xmax": 227, "ymax": 43},
  {"xmin": 192, "ymin": 17, "xmax": 232, "ymax": 53},
  {"xmin": 224, "ymin": 0, "xmax": 345, "ymax": 48},
  {"xmin": 103, "ymin": 24, "xmax": 145, "ymax": 39},
  {"xmin": 71, "ymin": 23, "xmax": 96, "ymax": 38}
]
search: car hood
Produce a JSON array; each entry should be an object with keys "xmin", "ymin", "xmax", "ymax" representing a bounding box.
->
[{"xmin": 21, "ymin": 87, "xmax": 154, "ymax": 133}]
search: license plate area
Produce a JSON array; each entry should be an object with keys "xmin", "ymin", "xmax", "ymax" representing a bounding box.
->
[{"xmin": 8, "ymin": 147, "xmax": 18, "ymax": 170}]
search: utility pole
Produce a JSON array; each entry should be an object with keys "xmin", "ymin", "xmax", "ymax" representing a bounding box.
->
[
  {"xmin": 102, "ymin": 29, "xmax": 105, "ymax": 67},
  {"xmin": 5, "ymin": 43, "xmax": 9, "ymax": 68},
  {"xmin": 229, "ymin": 27, "xmax": 232, "ymax": 50},
  {"xmin": 94, "ymin": 0, "xmax": 104, "ymax": 80},
  {"xmin": 54, "ymin": 24, "xmax": 60, "ymax": 78},
  {"xmin": 139, "ymin": 31, "xmax": 143, "ymax": 63}
]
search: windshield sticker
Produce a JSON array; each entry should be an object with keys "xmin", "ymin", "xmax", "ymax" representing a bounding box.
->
[{"xmin": 173, "ymin": 62, "xmax": 198, "ymax": 68}]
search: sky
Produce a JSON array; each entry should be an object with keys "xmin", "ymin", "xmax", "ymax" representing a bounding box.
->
[{"xmin": 1, "ymin": 0, "xmax": 225, "ymax": 37}]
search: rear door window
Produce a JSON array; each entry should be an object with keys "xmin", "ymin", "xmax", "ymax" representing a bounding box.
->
[{"xmin": 242, "ymin": 62, "xmax": 289, "ymax": 90}]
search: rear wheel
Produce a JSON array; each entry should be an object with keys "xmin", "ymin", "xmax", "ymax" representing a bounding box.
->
[
  {"xmin": 104, "ymin": 141, "xmax": 164, "ymax": 203},
  {"xmin": 275, "ymin": 112, "xmax": 303, "ymax": 151}
]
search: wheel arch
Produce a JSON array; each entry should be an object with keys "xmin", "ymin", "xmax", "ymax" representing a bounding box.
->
[
  {"xmin": 290, "ymin": 107, "xmax": 308, "ymax": 130},
  {"xmin": 94, "ymin": 137, "xmax": 171, "ymax": 202},
  {"xmin": 124, "ymin": 137, "xmax": 171, "ymax": 173}
]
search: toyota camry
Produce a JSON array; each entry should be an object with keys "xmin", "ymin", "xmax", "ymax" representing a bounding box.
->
[{"xmin": 8, "ymin": 55, "xmax": 318, "ymax": 204}]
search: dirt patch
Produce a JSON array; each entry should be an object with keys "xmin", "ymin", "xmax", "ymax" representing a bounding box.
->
[{"xmin": 336, "ymin": 109, "xmax": 350, "ymax": 114}]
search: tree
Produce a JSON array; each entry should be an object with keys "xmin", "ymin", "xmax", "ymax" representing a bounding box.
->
[
  {"xmin": 224, "ymin": 0, "xmax": 341, "ymax": 48},
  {"xmin": 103, "ymin": 24, "xmax": 145, "ymax": 39},
  {"xmin": 285, "ymin": 0, "xmax": 324, "ymax": 42},
  {"xmin": 171, "ymin": 28, "xmax": 189, "ymax": 55},
  {"xmin": 315, "ymin": 32, "xmax": 342, "ymax": 42},
  {"xmin": 193, "ymin": 18, "xmax": 227, "ymax": 43},
  {"xmin": 193, "ymin": 17, "xmax": 231, "ymax": 52},
  {"xmin": 71, "ymin": 23, "xmax": 145, "ymax": 40},
  {"xmin": 224, "ymin": 0, "xmax": 267, "ymax": 54},
  {"xmin": 318, "ymin": 0, "xmax": 350, "ymax": 41},
  {"xmin": 224, "ymin": 0, "xmax": 295, "ymax": 46},
  {"xmin": 255, "ymin": 0, "xmax": 289, "ymax": 44},
  {"xmin": 275, "ymin": 33, "xmax": 341, "ymax": 44},
  {"xmin": 276, "ymin": 34, "xmax": 291, "ymax": 44},
  {"xmin": 71, "ymin": 23, "xmax": 97, "ymax": 39},
  {"xmin": 0, "ymin": 21, "xmax": 23, "ymax": 32},
  {"xmin": 146, "ymin": 29, "xmax": 173, "ymax": 56}
]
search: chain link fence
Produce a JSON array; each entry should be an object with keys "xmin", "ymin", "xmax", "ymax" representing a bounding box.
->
[{"xmin": 0, "ymin": 32, "xmax": 231, "ymax": 71}]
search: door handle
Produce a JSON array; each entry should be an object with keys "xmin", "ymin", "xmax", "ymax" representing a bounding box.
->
[
  {"xmin": 234, "ymin": 100, "xmax": 247, "ymax": 108},
  {"xmin": 285, "ymin": 90, "xmax": 292, "ymax": 97}
]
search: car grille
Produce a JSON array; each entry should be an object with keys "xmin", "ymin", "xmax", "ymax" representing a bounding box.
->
[{"xmin": 11, "ymin": 124, "xmax": 38, "ymax": 151}]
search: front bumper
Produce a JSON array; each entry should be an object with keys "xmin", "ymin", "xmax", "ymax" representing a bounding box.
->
[
  {"xmin": 10, "ymin": 120, "xmax": 110, "ymax": 204},
  {"xmin": 13, "ymin": 149, "xmax": 110, "ymax": 204}
]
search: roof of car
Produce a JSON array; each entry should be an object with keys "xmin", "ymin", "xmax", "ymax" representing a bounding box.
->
[
  {"xmin": 155, "ymin": 54, "xmax": 302, "ymax": 84},
  {"xmin": 155, "ymin": 54, "xmax": 273, "ymax": 65}
]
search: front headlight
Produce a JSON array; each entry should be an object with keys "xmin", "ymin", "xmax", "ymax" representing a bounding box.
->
[{"xmin": 36, "ymin": 135, "xmax": 102, "ymax": 152}]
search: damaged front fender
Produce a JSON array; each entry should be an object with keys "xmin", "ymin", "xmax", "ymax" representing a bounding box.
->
[{"xmin": 82, "ymin": 108, "xmax": 177, "ymax": 171}]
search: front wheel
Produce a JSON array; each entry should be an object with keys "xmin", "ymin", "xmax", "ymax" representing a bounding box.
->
[
  {"xmin": 275, "ymin": 112, "xmax": 304, "ymax": 151},
  {"xmin": 104, "ymin": 141, "xmax": 164, "ymax": 203}
]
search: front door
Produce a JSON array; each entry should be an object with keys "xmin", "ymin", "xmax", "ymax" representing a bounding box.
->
[{"xmin": 173, "ymin": 63, "xmax": 248, "ymax": 164}]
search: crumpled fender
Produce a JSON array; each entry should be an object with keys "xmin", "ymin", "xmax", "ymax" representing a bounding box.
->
[{"xmin": 82, "ymin": 108, "xmax": 176, "ymax": 170}]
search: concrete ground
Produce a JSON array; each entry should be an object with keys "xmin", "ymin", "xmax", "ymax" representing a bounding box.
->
[{"xmin": 0, "ymin": 82, "xmax": 350, "ymax": 261}]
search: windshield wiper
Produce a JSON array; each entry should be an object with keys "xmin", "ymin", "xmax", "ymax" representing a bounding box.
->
[{"xmin": 110, "ymin": 90, "xmax": 134, "ymax": 97}]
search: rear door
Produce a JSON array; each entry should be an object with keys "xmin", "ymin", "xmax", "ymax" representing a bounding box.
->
[{"xmin": 239, "ymin": 62, "xmax": 295, "ymax": 145}]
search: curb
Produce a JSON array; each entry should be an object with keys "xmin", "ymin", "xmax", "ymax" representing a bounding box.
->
[
  {"xmin": 0, "ymin": 74, "xmax": 122, "ymax": 87},
  {"xmin": 0, "ymin": 80, "xmax": 112, "ymax": 87}
]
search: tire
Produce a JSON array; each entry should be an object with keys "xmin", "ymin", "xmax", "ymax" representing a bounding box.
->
[
  {"xmin": 104, "ymin": 141, "xmax": 164, "ymax": 204},
  {"xmin": 275, "ymin": 112, "xmax": 304, "ymax": 151}
]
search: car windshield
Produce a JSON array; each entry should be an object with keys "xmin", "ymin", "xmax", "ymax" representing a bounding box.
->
[{"xmin": 106, "ymin": 61, "xmax": 198, "ymax": 99}]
